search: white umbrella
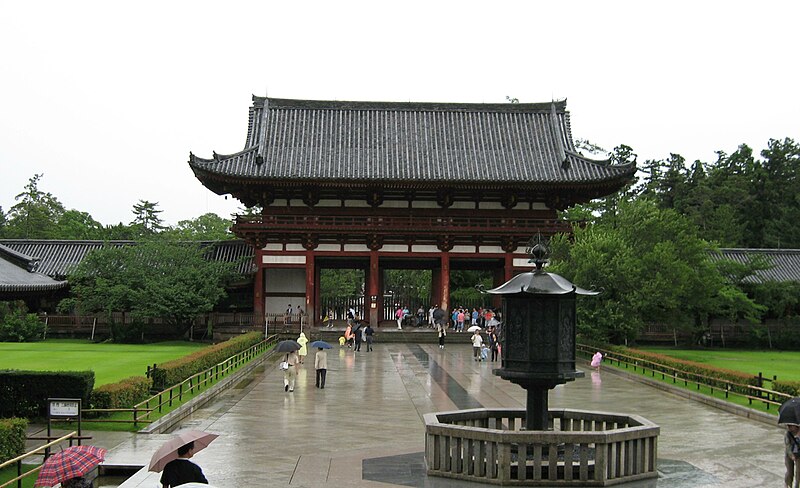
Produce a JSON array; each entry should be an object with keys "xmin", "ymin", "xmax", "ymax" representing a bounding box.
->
[
  {"xmin": 467, "ymin": 325, "xmax": 482, "ymax": 333},
  {"xmin": 148, "ymin": 430, "xmax": 219, "ymax": 472}
]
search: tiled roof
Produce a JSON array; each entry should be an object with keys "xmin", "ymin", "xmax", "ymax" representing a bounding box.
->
[
  {"xmin": 0, "ymin": 240, "xmax": 255, "ymax": 279},
  {"xmin": 0, "ymin": 244, "xmax": 68, "ymax": 292},
  {"xmin": 189, "ymin": 97, "xmax": 635, "ymax": 186},
  {"xmin": 712, "ymin": 248, "xmax": 800, "ymax": 283}
]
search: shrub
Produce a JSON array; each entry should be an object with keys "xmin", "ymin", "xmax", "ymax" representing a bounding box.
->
[
  {"xmin": 773, "ymin": 380, "xmax": 800, "ymax": 397},
  {"xmin": 90, "ymin": 376, "xmax": 152, "ymax": 410},
  {"xmin": 0, "ymin": 417, "xmax": 27, "ymax": 463},
  {"xmin": 0, "ymin": 301, "xmax": 45, "ymax": 342},
  {"xmin": 151, "ymin": 332, "xmax": 263, "ymax": 390}
]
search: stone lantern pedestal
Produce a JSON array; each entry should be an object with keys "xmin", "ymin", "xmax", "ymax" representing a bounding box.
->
[{"xmin": 423, "ymin": 236, "xmax": 660, "ymax": 485}]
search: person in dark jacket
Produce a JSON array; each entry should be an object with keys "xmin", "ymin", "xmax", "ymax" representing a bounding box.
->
[{"xmin": 160, "ymin": 441, "xmax": 208, "ymax": 488}]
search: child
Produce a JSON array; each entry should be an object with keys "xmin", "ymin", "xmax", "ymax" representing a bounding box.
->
[
  {"xmin": 314, "ymin": 347, "xmax": 328, "ymax": 389},
  {"xmin": 591, "ymin": 351, "xmax": 603, "ymax": 370},
  {"xmin": 480, "ymin": 345, "xmax": 490, "ymax": 361}
]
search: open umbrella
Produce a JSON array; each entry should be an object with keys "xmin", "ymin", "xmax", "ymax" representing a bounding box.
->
[
  {"xmin": 148, "ymin": 430, "xmax": 219, "ymax": 472},
  {"xmin": 275, "ymin": 340, "xmax": 301, "ymax": 353},
  {"xmin": 432, "ymin": 308, "xmax": 446, "ymax": 325},
  {"xmin": 309, "ymin": 340, "xmax": 332, "ymax": 349},
  {"xmin": 35, "ymin": 445, "xmax": 107, "ymax": 487},
  {"xmin": 467, "ymin": 325, "xmax": 482, "ymax": 333},
  {"xmin": 779, "ymin": 397, "xmax": 800, "ymax": 425}
]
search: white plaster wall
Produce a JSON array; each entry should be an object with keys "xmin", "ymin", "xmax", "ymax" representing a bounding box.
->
[{"xmin": 264, "ymin": 268, "xmax": 306, "ymax": 316}]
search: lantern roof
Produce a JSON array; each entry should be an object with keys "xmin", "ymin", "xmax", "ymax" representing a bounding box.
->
[{"xmin": 485, "ymin": 269, "xmax": 599, "ymax": 296}]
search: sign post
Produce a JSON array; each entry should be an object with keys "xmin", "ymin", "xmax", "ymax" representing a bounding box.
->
[{"xmin": 47, "ymin": 398, "xmax": 82, "ymax": 455}]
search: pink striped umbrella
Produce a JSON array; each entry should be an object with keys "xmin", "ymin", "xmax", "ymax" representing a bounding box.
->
[{"xmin": 35, "ymin": 445, "xmax": 107, "ymax": 487}]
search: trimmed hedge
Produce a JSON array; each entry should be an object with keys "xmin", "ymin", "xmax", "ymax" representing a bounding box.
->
[
  {"xmin": 0, "ymin": 371, "xmax": 94, "ymax": 418},
  {"xmin": 773, "ymin": 380, "xmax": 800, "ymax": 397},
  {"xmin": 90, "ymin": 376, "xmax": 152, "ymax": 409},
  {"xmin": 0, "ymin": 417, "xmax": 28, "ymax": 463},
  {"xmin": 588, "ymin": 344, "xmax": 760, "ymax": 394},
  {"xmin": 151, "ymin": 332, "xmax": 263, "ymax": 390}
]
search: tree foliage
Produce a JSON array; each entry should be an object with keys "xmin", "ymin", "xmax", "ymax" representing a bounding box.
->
[
  {"xmin": 63, "ymin": 241, "xmax": 237, "ymax": 340},
  {"xmin": 3, "ymin": 174, "xmax": 65, "ymax": 239},
  {"xmin": 552, "ymin": 198, "xmax": 763, "ymax": 344}
]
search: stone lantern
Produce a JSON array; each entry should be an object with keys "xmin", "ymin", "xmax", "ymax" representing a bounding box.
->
[{"xmin": 486, "ymin": 235, "xmax": 597, "ymax": 430}]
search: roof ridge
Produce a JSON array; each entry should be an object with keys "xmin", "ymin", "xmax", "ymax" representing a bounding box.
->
[{"xmin": 259, "ymin": 97, "xmax": 566, "ymax": 113}]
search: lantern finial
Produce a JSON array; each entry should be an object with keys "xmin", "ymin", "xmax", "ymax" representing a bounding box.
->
[{"xmin": 525, "ymin": 233, "xmax": 549, "ymax": 271}]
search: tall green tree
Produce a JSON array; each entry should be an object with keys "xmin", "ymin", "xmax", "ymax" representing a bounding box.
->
[
  {"xmin": 130, "ymin": 200, "xmax": 165, "ymax": 236},
  {"xmin": 4, "ymin": 174, "xmax": 65, "ymax": 238},
  {"xmin": 54, "ymin": 210, "xmax": 105, "ymax": 240},
  {"xmin": 162, "ymin": 213, "xmax": 234, "ymax": 241}
]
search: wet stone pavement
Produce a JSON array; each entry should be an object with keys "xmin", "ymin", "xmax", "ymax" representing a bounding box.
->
[{"xmin": 90, "ymin": 342, "xmax": 786, "ymax": 487}]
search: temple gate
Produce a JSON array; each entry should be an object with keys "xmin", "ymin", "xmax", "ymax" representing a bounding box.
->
[{"xmin": 189, "ymin": 97, "xmax": 634, "ymax": 327}]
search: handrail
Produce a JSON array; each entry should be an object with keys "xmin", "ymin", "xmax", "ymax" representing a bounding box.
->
[
  {"xmin": 81, "ymin": 335, "xmax": 279, "ymax": 426},
  {"xmin": 577, "ymin": 344, "xmax": 792, "ymax": 411},
  {"xmin": 0, "ymin": 432, "xmax": 79, "ymax": 488}
]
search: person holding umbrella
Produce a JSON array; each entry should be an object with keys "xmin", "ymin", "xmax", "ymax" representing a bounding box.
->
[
  {"xmin": 35, "ymin": 445, "xmax": 106, "ymax": 488},
  {"xmin": 149, "ymin": 430, "xmax": 217, "ymax": 488},
  {"xmin": 275, "ymin": 340, "xmax": 302, "ymax": 392},
  {"xmin": 780, "ymin": 397, "xmax": 800, "ymax": 487},
  {"xmin": 160, "ymin": 441, "xmax": 208, "ymax": 488}
]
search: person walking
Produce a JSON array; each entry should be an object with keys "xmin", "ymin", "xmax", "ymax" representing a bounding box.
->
[
  {"xmin": 487, "ymin": 327, "xmax": 499, "ymax": 362},
  {"xmin": 353, "ymin": 321, "xmax": 363, "ymax": 351},
  {"xmin": 283, "ymin": 350, "xmax": 299, "ymax": 392},
  {"xmin": 437, "ymin": 324, "xmax": 446, "ymax": 349},
  {"xmin": 314, "ymin": 346, "xmax": 328, "ymax": 388},
  {"xmin": 471, "ymin": 330, "xmax": 484, "ymax": 361},
  {"xmin": 395, "ymin": 306, "xmax": 404, "ymax": 329},
  {"xmin": 326, "ymin": 308, "xmax": 335, "ymax": 328},
  {"xmin": 364, "ymin": 323, "xmax": 374, "ymax": 351},
  {"xmin": 297, "ymin": 332, "xmax": 309, "ymax": 364}
]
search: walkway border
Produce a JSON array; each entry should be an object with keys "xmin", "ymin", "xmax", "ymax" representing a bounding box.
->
[
  {"xmin": 592, "ymin": 360, "xmax": 779, "ymax": 426},
  {"xmin": 139, "ymin": 351, "xmax": 274, "ymax": 434}
]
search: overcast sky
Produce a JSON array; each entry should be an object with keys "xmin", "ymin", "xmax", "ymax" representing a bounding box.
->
[{"xmin": 1, "ymin": 1, "xmax": 798, "ymax": 227}]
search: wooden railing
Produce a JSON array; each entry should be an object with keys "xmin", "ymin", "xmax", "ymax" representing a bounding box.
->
[
  {"xmin": 234, "ymin": 212, "xmax": 567, "ymax": 236},
  {"xmin": 0, "ymin": 432, "xmax": 81, "ymax": 488},
  {"xmin": 81, "ymin": 335, "xmax": 278, "ymax": 426},
  {"xmin": 425, "ymin": 408, "xmax": 659, "ymax": 485},
  {"xmin": 576, "ymin": 344, "xmax": 792, "ymax": 411}
]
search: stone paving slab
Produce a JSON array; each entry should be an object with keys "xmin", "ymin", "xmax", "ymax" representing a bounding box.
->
[{"xmin": 85, "ymin": 343, "xmax": 788, "ymax": 487}]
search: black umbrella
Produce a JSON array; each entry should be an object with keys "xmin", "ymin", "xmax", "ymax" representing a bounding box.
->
[
  {"xmin": 432, "ymin": 308, "xmax": 446, "ymax": 323},
  {"xmin": 779, "ymin": 397, "xmax": 800, "ymax": 425},
  {"xmin": 275, "ymin": 340, "xmax": 301, "ymax": 353}
]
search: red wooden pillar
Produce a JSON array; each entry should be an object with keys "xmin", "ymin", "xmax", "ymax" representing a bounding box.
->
[
  {"xmin": 432, "ymin": 264, "xmax": 442, "ymax": 308},
  {"xmin": 368, "ymin": 251, "xmax": 380, "ymax": 327},
  {"xmin": 440, "ymin": 252, "xmax": 450, "ymax": 311},
  {"xmin": 305, "ymin": 251, "xmax": 316, "ymax": 327},
  {"xmin": 253, "ymin": 249, "xmax": 264, "ymax": 325},
  {"xmin": 314, "ymin": 263, "xmax": 322, "ymax": 324}
]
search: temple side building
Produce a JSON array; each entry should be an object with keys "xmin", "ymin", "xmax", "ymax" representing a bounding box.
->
[{"xmin": 189, "ymin": 97, "xmax": 636, "ymax": 327}]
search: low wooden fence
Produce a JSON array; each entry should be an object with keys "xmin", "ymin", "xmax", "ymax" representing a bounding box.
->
[
  {"xmin": 576, "ymin": 344, "xmax": 792, "ymax": 412},
  {"xmin": 0, "ymin": 432, "xmax": 81, "ymax": 488},
  {"xmin": 425, "ymin": 408, "xmax": 659, "ymax": 486},
  {"xmin": 81, "ymin": 335, "xmax": 278, "ymax": 426}
]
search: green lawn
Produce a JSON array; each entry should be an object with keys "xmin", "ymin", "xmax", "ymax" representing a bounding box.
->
[
  {"xmin": 0, "ymin": 339, "xmax": 207, "ymax": 386},
  {"xmin": 637, "ymin": 347, "xmax": 800, "ymax": 382}
]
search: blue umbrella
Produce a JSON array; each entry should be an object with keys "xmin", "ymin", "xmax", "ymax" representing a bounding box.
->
[{"xmin": 309, "ymin": 340, "xmax": 332, "ymax": 349}]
